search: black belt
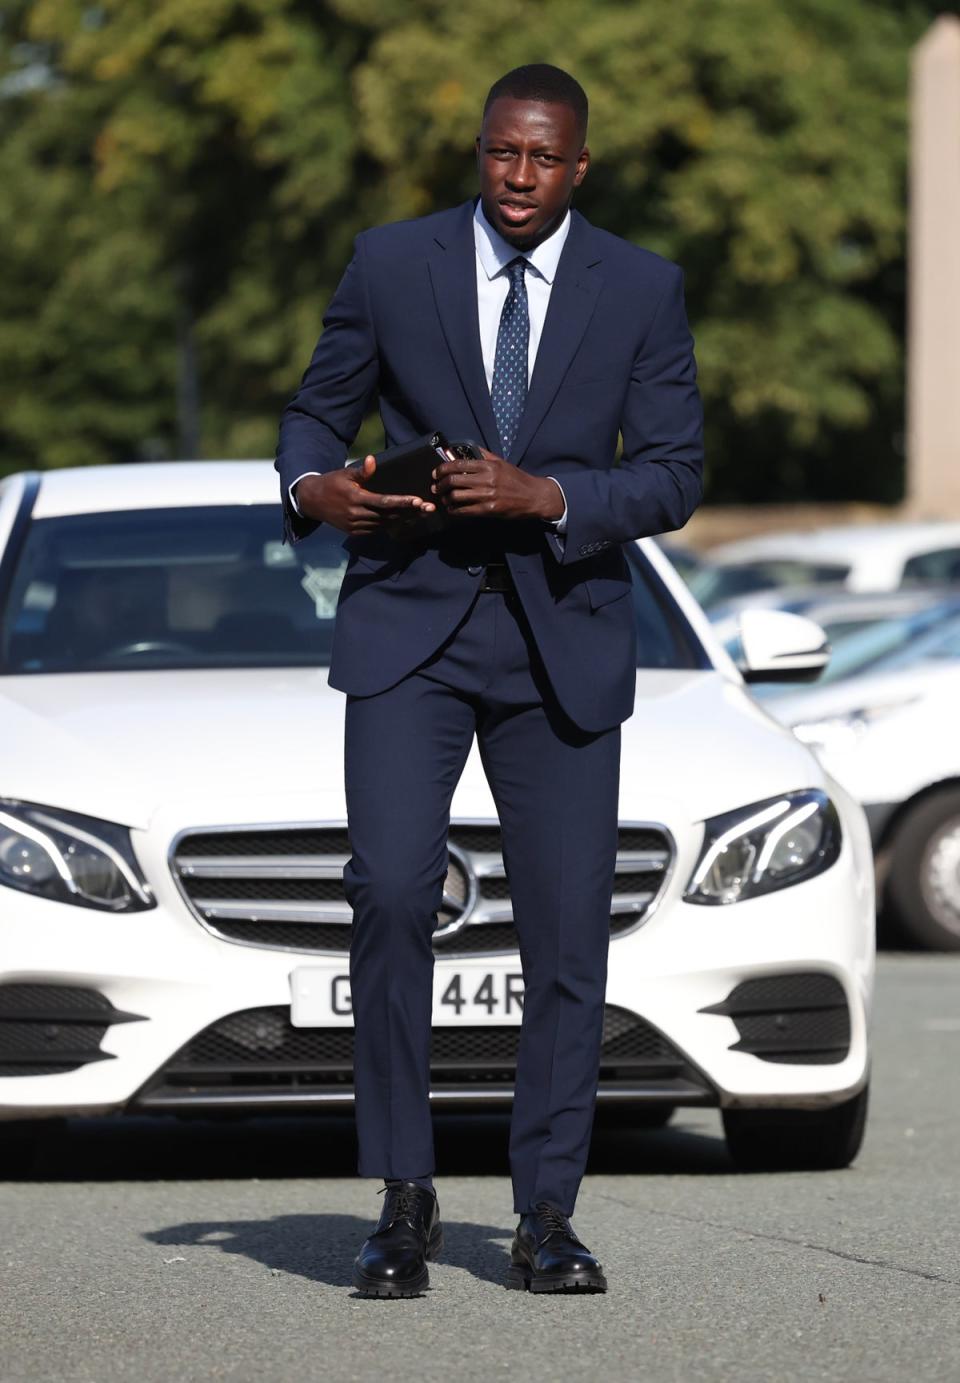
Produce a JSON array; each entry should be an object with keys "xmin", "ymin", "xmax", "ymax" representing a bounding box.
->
[{"xmin": 478, "ymin": 562, "xmax": 513, "ymax": 593}]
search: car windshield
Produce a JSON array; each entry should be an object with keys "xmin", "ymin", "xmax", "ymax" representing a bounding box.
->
[
  {"xmin": 849, "ymin": 610, "xmax": 960, "ymax": 673},
  {"xmin": 751, "ymin": 601, "xmax": 960, "ymax": 698},
  {"xmin": 690, "ymin": 558, "xmax": 851, "ymax": 610},
  {"xmin": 0, "ymin": 506, "xmax": 705, "ymax": 674}
]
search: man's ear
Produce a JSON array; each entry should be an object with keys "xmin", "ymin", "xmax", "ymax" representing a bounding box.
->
[{"xmin": 574, "ymin": 146, "xmax": 591, "ymax": 187}]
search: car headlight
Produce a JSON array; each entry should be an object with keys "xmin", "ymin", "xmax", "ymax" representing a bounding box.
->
[
  {"xmin": 0, "ymin": 799, "xmax": 154, "ymax": 912},
  {"xmin": 791, "ymin": 699, "xmax": 917, "ymax": 757},
  {"xmin": 684, "ymin": 789, "xmax": 841, "ymax": 906}
]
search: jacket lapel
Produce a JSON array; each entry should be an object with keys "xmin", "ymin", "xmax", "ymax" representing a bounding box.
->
[
  {"xmin": 427, "ymin": 202, "xmax": 501, "ymax": 452},
  {"xmin": 510, "ymin": 211, "xmax": 603, "ymax": 466}
]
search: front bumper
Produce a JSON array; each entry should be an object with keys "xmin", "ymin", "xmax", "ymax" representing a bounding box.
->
[
  {"xmin": 130, "ymin": 999, "xmax": 714, "ymax": 1114},
  {"xmin": 0, "ymin": 820, "xmax": 873, "ymax": 1122}
]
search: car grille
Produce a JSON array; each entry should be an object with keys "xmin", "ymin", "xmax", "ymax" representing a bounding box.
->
[
  {"xmin": 700, "ymin": 973, "xmax": 851, "ymax": 1065},
  {"xmin": 136, "ymin": 1002, "xmax": 712, "ymax": 1106},
  {"xmin": 0, "ymin": 984, "xmax": 145, "ymax": 1077},
  {"xmin": 171, "ymin": 822, "xmax": 673, "ymax": 958}
]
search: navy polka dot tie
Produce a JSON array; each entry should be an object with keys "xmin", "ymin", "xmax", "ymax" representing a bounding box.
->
[{"xmin": 491, "ymin": 256, "xmax": 529, "ymax": 459}]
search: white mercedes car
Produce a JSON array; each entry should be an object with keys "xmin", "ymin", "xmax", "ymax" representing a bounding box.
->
[
  {"xmin": 771, "ymin": 646, "xmax": 960, "ymax": 953},
  {"xmin": 0, "ymin": 463, "xmax": 874, "ymax": 1172}
]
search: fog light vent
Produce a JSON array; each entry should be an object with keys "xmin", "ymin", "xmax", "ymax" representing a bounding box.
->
[
  {"xmin": 0, "ymin": 984, "xmax": 144, "ymax": 1077},
  {"xmin": 700, "ymin": 973, "xmax": 850, "ymax": 1065}
]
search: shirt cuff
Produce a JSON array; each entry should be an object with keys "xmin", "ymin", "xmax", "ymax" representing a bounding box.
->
[
  {"xmin": 546, "ymin": 477, "xmax": 568, "ymax": 534},
  {"xmin": 289, "ymin": 472, "xmax": 322, "ymax": 517}
]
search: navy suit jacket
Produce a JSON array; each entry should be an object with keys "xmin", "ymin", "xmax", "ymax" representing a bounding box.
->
[{"xmin": 275, "ymin": 199, "xmax": 704, "ymax": 732}]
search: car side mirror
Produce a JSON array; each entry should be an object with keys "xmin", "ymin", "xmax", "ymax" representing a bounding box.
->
[{"xmin": 736, "ymin": 610, "xmax": 830, "ymax": 684}]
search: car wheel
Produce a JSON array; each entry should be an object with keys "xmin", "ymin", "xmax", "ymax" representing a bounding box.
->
[
  {"xmin": 885, "ymin": 790, "xmax": 960, "ymax": 951},
  {"xmin": 722, "ymin": 1084, "xmax": 868, "ymax": 1171}
]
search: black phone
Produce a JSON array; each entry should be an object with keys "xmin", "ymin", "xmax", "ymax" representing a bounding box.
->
[
  {"xmin": 346, "ymin": 432, "xmax": 483, "ymax": 501},
  {"xmin": 441, "ymin": 438, "xmax": 484, "ymax": 461}
]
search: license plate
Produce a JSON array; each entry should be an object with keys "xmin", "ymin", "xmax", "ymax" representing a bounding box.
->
[{"xmin": 290, "ymin": 965, "xmax": 525, "ymax": 1027}]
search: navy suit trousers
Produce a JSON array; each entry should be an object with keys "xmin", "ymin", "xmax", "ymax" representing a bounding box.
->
[{"xmin": 343, "ymin": 588, "xmax": 620, "ymax": 1215}]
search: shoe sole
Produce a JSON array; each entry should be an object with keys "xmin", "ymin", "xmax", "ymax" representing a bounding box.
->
[
  {"xmin": 505, "ymin": 1263, "xmax": 608, "ymax": 1294},
  {"xmin": 352, "ymin": 1228, "xmax": 444, "ymax": 1298}
]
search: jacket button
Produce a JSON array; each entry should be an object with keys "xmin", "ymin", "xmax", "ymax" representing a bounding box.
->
[{"xmin": 467, "ymin": 565, "xmax": 483, "ymax": 576}]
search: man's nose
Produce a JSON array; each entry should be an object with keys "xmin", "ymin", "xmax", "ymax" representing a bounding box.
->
[{"xmin": 506, "ymin": 156, "xmax": 536, "ymax": 189}]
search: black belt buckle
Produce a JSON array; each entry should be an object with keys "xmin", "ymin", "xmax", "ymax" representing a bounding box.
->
[{"xmin": 479, "ymin": 562, "xmax": 512, "ymax": 593}]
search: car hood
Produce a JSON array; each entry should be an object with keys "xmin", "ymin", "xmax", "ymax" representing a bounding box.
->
[{"xmin": 1, "ymin": 667, "xmax": 821, "ymax": 832}]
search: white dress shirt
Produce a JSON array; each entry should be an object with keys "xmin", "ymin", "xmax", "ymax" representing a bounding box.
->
[
  {"xmin": 473, "ymin": 201, "xmax": 569, "ymax": 390},
  {"xmin": 290, "ymin": 202, "xmax": 569, "ymax": 530}
]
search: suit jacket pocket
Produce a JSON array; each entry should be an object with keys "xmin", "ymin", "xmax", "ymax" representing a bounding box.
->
[
  {"xmin": 344, "ymin": 538, "xmax": 419, "ymax": 582},
  {"xmin": 347, "ymin": 550, "xmax": 388, "ymax": 572},
  {"xmin": 586, "ymin": 575, "xmax": 632, "ymax": 610},
  {"xmin": 584, "ymin": 549, "xmax": 633, "ymax": 610},
  {"xmin": 344, "ymin": 534, "xmax": 392, "ymax": 565},
  {"xmin": 583, "ymin": 542, "xmax": 636, "ymax": 608}
]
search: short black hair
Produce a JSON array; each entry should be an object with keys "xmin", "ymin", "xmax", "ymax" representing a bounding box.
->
[{"xmin": 483, "ymin": 64, "xmax": 588, "ymax": 142}]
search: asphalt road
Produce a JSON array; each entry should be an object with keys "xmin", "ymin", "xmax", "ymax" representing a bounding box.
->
[{"xmin": 1, "ymin": 954, "xmax": 958, "ymax": 1383}]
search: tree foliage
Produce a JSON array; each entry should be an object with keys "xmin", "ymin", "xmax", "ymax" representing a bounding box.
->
[{"xmin": 0, "ymin": 0, "xmax": 936, "ymax": 500}]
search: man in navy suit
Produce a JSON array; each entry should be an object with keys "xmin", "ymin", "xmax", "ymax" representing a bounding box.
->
[{"xmin": 276, "ymin": 63, "xmax": 703, "ymax": 1297}]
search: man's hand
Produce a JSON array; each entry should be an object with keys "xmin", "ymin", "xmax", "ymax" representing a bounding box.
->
[
  {"xmin": 294, "ymin": 457, "xmax": 435, "ymax": 535},
  {"xmin": 432, "ymin": 449, "xmax": 564, "ymax": 521}
]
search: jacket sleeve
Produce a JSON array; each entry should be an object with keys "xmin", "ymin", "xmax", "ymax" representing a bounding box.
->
[
  {"xmin": 274, "ymin": 234, "xmax": 380, "ymax": 544},
  {"xmin": 546, "ymin": 264, "xmax": 704, "ymax": 566}
]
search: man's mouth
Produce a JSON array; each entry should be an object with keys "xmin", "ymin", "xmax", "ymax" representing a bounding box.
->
[{"xmin": 498, "ymin": 198, "xmax": 538, "ymax": 226}]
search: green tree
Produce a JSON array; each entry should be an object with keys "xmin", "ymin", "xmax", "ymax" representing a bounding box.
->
[
  {"xmin": 0, "ymin": 0, "xmax": 363, "ymax": 466},
  {"xmin": 0, "ymin": 0, "xmax": 936, "ymax": 502},
  {"xmin": 338, "ymin": 0, "xmax": 928, "ymax": 502}
]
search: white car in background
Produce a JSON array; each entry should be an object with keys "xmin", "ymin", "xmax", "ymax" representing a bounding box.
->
[
  {"xmin": 694, "ymin": 521, "xmax": 960, "ymax": 610},
  {"xmin": 0, "ymin": 463, "xmax": 874, "ymax": 1173},
  {"xmin": 771, "ymin": 624, "xmax": 960, "ymax": 952}
]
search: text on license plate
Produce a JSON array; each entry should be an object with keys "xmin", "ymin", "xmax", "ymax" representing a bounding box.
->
[{"xmin": 290, "ymin": 966, "xmax": 524, "ymax": 1027}]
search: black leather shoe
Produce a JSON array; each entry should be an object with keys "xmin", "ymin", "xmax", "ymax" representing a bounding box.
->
[
  {"xmin": 353, "ymin": 1182, "xmax": 443, "ymax": 1298},
  {"xmin": 506, "ymin": 1202, "xmax": 608, "ymax": 1293}
]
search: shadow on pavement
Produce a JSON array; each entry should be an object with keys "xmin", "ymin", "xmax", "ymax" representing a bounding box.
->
[
  {"xmin": 145, "ymin": 1212, "xmax": 513, "ymax": 1288},
  {"xmin": 3, "ymin": 1107, "xmax": 732, "ymax": 1182}
]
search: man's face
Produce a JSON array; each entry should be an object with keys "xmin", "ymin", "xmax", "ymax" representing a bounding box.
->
[{"xmin": 476, "ymin": 97, "xmax": 589, "ymax": 250}]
